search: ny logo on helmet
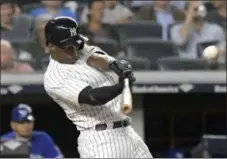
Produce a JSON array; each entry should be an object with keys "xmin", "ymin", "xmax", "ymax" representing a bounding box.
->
[{"xmin": 70, "ymin": 28, "xmax": 77, "ymax": 37}]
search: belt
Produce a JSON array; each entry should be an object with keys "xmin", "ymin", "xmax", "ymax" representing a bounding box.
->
[{"xmin": 95, "ymin": 119, "xmax": 131, "ymax": 131}]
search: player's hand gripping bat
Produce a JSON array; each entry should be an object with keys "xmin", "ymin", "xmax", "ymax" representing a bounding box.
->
[
  {"xmin": 90, "ymin": 53, "xmax": 134, "ymax": 114},
  {"xmin": 121, "ymin": 78, "xmax": 133, "ymax": 114}
]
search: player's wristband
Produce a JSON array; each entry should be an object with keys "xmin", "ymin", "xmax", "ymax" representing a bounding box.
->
[
  {"xmin": 93, "ymin": 53, "xmax": 116, "ymax": 65},
  {"xmin": 106, "ymin": 55, "xmax": 116, "ymax": 64}
]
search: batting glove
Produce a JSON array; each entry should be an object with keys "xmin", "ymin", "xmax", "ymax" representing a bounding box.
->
[{"xmin": 109, "ymin": 60, "xmax": 136, "ymax": 84}]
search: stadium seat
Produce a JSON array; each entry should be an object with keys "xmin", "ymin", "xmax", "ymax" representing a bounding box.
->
[
  {"xmin": 126, "ymin": 38, "xmax": 178, "ymax": 69},
  {"xmin": 21, "ymin": 3, "xmax": 44, "ymax": 13},
  {"xmin": 93, "ymin": 38, "xmax": 119, "ymax": 56},
  {"xmin": 11, "ymin": 38, "xmax": 48, "ymax": 70},
  {"xmin": 117, "ymin": 56, "xmax": 151, "ymax": 70},
  {"xmin": 75, "ymin": 2, "xmax": 86, "ymax": 15},
  {"xmin": 40, "ymin": 57, "xmax": 50, "ymax": 70},
  {"xmin": 25, "ymin": 41, "xmax": 49, "ymax": 70},
  {"xmin": 12, "ymin": 15, "xmax": 34, "ymax": 37},
  {"xmin": 114, "ymin": 21, "xmax": 162, "ymax": 40},
  {"xmin": 156, "ymin": 56, "xmax": 208, "ymax": 70},
  {"xmin": 24, "ymin": 40, "xmax": 45, "ymax": 57},
  {"xmin": 1, "ymin": 15, "xmax": 34, "ymax": 40},
  {"xmin": 11, "ymin": 38, "xmax": 34, "ymax": 52}
]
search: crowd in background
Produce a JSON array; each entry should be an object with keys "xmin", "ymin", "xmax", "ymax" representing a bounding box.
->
[{"xmin": 1, "ymin": 0, "xmax": 226, "ymax": 73}]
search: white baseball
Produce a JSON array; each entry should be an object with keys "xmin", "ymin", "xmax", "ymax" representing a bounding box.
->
[{"xmin": 203, "ymin": 45, "xmax": 219, "ymax": 59}]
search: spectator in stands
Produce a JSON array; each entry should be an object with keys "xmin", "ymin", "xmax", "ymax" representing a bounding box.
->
[
  {"xmin": 13, "ymin": 4, "xmax": 21, "ymax": 16},
  {"xmin": 206, "ymin": 0, "xmax": 226, "ymax": 31},
  {"xmin": 171, "ymin": 1, "xmax": 226, "ymax": 59},
  {"xmin": 81, "ymin": 0, "xmax": 134, "ymax": 24},
  {"xmin": 170, "ymin": 1, "xmax": 187, "ymax": 11},
  {"xmin": 129, "ymin": 1, "xmax": 154, "ymax": 14},
  {"xmin": 34, "ymin": 14, "xmax": 54, "ymax": 53},
  {"xmin": 1, "ymin": 104, "xmax": 63, "ymax": 158},
  {"xmin": 1, "ymin": 39, "xmax": 34, "ymax": 73},
  {"xmin": 81, "ymin": 0, "xmax": 104, "ymax": 24},
  {"xmin": 103, "ymin": 0, "xmax": 134, "ymax": 24},
  {"xmin": 31, "ymin": 14, "xmax": 54, "ymax": 70},
  {"xmin": 63, "ymin": 1, "xmax": 78, "ymax": 14},
  {"xmin": 203, "ymin": 1, "xmax": 216, "ymax": 13},
  {"xmin": 130, "ymin": 0, "xmax": 154, "ymax": 9},
  {"xmin": 217, "ymin": 41, "xmax": 226, "ymax": 66},
  {"xmin": 0, "ymin": 0, "xmax": 33, "ymax": 40},
  {"xmin": 218, "ymin": 41, "xmax": 226, "ymax": 55},
  {"xmin": 0, "ymin": 1, "xmax": 14, "ymax": 31},
  {"xmin": 79, "ymin": 0, "xmax": 120, "ymax": 42},
  {"xmin": 131, "ymin": 1, "xmax": 186, "ymax": 11},
  {"xmin": 30, "ymin": 0, "xmax": 77, "ymax": 20},
  {"xmin": 137, "ymin": 0, "xmax": 185, "ymax": 40}
]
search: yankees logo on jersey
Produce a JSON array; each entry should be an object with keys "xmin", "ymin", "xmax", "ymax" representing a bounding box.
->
[{"xmin": 44, "ymin": 44, "xmax": 152, "ymax": 158}]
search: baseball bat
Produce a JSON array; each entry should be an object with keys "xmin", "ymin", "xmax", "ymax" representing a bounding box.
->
[{"xmin": 121, "ymin": 78, "xmax": 133, "ymax": 114}]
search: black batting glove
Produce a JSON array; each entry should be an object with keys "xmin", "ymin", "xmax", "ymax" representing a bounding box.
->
[
  {"xmin": 109, "ymin": 60, "xmax": 136, "ymax": 85},
  {"xmin": 109, "ymin": 60, "xmax": 132, "ymax": 77},
  {"xmin": 119, "ymin": 71, "xmax": 136, "ymax": 87}
]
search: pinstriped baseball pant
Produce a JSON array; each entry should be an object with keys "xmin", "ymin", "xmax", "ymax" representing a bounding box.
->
[{"xmin": 78, "ymin": 126, "xmax": 152, "ymax": 158}]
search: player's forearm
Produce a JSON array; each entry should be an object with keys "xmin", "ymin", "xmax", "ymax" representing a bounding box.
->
[
  {"xmin": 88, "ymin": 53, "xmax": 116, "ymax": 70},
  {"xmin": 78, "ymin": 82, "xmax": 124, "ymax": 106}
]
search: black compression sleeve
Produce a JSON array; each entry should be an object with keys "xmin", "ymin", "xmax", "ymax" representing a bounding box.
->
[{"xmin": 78, "ymin": 83, "xmax": 123, "ymax": 106}]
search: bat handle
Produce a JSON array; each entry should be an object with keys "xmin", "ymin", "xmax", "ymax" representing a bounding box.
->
[{"xmin": 124, "ymin": 78, "xmax": 130, "ymax": 88}]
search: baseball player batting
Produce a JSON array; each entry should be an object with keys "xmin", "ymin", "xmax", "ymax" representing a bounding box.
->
[{"xmin": 43, "ymin": 16, "xmax": 152, "ymax": 158}]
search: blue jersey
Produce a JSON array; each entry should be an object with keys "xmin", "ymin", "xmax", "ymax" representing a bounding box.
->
[
  {"xmin": 1, "ymin": 131, "xmax": 63, "ymax": 158},
  {"xmin": 30, "ymin": 8, "xmax": 78, "ymax": 21}
]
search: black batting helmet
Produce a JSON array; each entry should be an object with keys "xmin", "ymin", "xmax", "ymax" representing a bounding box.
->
[{"xmin": 44, "ymin": 16, "xmax": 87, "ymax": 49}]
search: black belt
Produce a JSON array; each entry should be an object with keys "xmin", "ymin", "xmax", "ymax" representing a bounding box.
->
[{"xmin": 95, "ymin": 119, "xmax": 131, "ymax": 131}]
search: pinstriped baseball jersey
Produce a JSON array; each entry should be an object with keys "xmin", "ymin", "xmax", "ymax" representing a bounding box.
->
[
  {"xmin": 44, "ymin": 44, "xmax": 153, "ymax": 158},
  {"xmin": 44, "ymin": 44, "xmax": 128, "ymax": 131}
]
